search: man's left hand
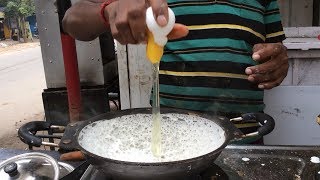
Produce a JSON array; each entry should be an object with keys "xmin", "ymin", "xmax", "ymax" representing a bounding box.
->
[{"xmin": 245, "ymin": 43, "xmax": 289, "ymax": 90}]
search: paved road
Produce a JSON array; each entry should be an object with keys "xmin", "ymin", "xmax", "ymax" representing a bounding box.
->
[{"xmin": 0, "ymin": 46, "xmax": 46, "ymax": 146}]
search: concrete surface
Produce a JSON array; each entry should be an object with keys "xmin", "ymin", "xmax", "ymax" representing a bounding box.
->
[{"xmin": 0, "ymin": 44, "xmax": 46, "ymax": 149}]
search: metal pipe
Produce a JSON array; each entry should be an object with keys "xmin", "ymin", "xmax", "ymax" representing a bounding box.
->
[
  {"xmin": 50, "ymin": 125, "xmax": 66, "ymax": 133},
  {"xmin": 61, "ymin": 34, "xmax": 82, "ymax": 123},
  {"xmin": 230, "ymin": 117, "xmax": 243, "ymax": 122},
  {"xmin": 241, "ymin": 132, "xmax": 259, "ymax": 138},
  {"xmin": 42, "ymin": 142, "xmax": 59, "ymax": 147},
  {"xmin": 37, "ymin": 135, "xmax": 63, "ymax": 139}
]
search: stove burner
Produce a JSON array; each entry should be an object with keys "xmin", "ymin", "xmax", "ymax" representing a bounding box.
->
[{"xmin": 79, "ymin": 163, "xmax": 230, "ymax": 180}]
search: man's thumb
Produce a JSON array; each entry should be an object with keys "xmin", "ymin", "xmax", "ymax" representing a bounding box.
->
[{"xmin": 150, "ymin": 0, "xmax": 169, "ymax": 27}]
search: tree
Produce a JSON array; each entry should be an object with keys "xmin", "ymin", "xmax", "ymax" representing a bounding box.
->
[
  {"xmin": 0, "ymin": 0, "xmax": 9, "ymax": 7},
  {"xmin": 3, "ymin": 0, "xmax": 35, "ymax": 42}
]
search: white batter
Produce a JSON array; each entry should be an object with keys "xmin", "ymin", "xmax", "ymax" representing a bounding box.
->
[{"xmin": 78, "ymin": 113, "xmax": 225, "ymax": 163}]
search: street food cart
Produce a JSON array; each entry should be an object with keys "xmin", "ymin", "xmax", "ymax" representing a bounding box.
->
[{"xmin": 0, "ymin": 0, "xmax": 320, "ymax": 179}]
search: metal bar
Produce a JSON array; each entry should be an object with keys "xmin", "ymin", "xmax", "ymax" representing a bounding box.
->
[
  {"xmin": 48, "ymin": 129, "xmax": 55, "ymax": 151},
  {"xmin": 241, "ymin": 132, "xmax": 259, "ymax": 138},
  {"xmin": 230, "ymin": 117, "xmax": 243, "ymax": 122},
  {"xmin": 42, "ymin": 142, "xmax": 60, "ymax": 147},
  {"xmin": 37, "ymin": 135, "xmax": 63, "ymax": 139}
]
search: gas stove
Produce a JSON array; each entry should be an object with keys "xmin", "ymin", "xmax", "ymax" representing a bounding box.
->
[
  {"xmin": 1, "ymin": 145, "xmax": 320, "ymax": 180},
  {"xmin": 79, "ymin": 163, "xmax": 230, "ymax": 180},
  {"xmin": 78, "ymin": 145, "xmax": 320, "ymax": 180}
]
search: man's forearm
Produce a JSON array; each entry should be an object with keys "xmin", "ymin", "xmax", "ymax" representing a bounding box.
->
[{"xmin": 62, "ymin": 0, "xmax": 107, "ymax": 41}]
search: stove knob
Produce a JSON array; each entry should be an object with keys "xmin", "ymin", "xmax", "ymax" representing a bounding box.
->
[{"xmin": 4, "ymin": 162, "xmax": 18, "ymax": 177}]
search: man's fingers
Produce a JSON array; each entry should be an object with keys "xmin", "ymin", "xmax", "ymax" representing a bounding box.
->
[
  {"xmin": 246, "ymin": 43, "xmax": 289, "ymax": 89},
  {"xmin": 248, "ymin": 72, "xmax": 283, "ymax": 89},
  {"xmin": 108, "ymin": 4, "xmax": 125, "ymax": 44},
  {"xmin": 252, "ymin": 43, "xmax": 284, "ymax": 62},
  {"xmin": 262, "ymin": 79, "xmax": 284, "ymax": 90},
  {"xmin": 115, "ymin": 18, "xmax": 136, "ymax": 44},
  {"xmin": 246, "ymin": 56, "xmax": 282, "ymax": 75},
  {"xmin": 167, "ymin": 23, "xmax": 189, "ymax": 40},
  {"xmin": 258, "ymin": 77, "xmax": 285, "ymax": 90},
  {"xmin": 247, "ymin": 61, "xmax": 288, "ymax": 89},
  {"xmin": 149, "ymin": 0, "xmax": 169, "ymax": 26},
  {"xmin": 248, "ymin": 71, "xmax": 276, "ymax": 84},
  {"xmin": 128, "ymin": 0, "xmax": 148, "ymax": 42},
  {"xmin": 114, "ymin": 3, "xmax": 137, "ymax": 44}
]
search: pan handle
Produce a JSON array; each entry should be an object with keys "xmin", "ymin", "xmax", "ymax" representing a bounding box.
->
[
  {"xmin": 231, "ymin": 113, "xmax": 275, "ymax": 137},
  {"xmin": 18, "ymin": 121, "xmax": 59, "ymax": 147}
]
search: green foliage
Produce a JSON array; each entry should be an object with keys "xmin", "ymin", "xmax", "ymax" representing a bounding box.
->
[
  {"xmin": 4, "ymin": 1, "xmax": 19, "ymax": 18},
  {"xmin": 0, "ymin": 0, "xmax": 9, "ymax": 7},
  {"xmin": 3, "ymin": 0, "xmax": 35, "ymax": 18},
  {"xmin": 2, "ymin": 0, "xmax": 35, "ymax": 41}
]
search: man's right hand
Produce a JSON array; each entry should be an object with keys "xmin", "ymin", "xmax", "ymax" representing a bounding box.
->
[{"xmin": 105, "ymin": 0, "xmax": 188, "ymax": 45}]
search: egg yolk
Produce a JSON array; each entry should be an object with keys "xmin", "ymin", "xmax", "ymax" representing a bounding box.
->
[{"xmin": 146, "ymin": 31, "xmax": 164, "ymax": 64}]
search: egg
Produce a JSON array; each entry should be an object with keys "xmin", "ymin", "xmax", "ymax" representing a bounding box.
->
[{"xmin": 146, "ymin": 7, "xmax": 175, "ymax": 64}]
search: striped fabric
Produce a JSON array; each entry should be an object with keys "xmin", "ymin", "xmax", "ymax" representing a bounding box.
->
[{"xmin": 158, "ymin": 0, "xmax": 286, "ymax": 120}]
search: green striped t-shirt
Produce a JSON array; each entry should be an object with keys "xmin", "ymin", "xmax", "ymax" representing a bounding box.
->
[{"xmin": 159, "ymin": 0, "xmax": 286, "ymax": 119}]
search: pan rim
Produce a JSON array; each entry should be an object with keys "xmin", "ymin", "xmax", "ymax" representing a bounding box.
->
[{"xmin": 75, "ymin": 108, "xmax": 235, "ymax": 166}]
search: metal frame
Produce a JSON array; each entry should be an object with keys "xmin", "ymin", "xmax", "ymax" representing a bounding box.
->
[
  {"xmin": 35, "ymin": 0, "xmax": 104, "ymax": 89},
  {"xmin": 35, "ymin": 0, "xmax": 66, "ymax": 88}
]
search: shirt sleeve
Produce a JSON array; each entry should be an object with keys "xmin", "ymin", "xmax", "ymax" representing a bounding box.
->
[{"xmin": 264, "ymin": 0, "xmax": 286, "ymax": 43}]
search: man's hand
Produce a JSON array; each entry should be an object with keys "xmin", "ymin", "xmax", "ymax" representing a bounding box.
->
[
  {"xmin": 105, "ymin": 0, "xmax": 188, "ymax": 45},
  {"xmin": 105, "ymin": 0, "xmax": 168, "ymax": 44},
  {"xmin": 62, "ymin": 0, "xmax": 187, "ymax": 41},
  {"xmin": 245, "ymin": 43, "xmax": 289, "ymax": 90}
]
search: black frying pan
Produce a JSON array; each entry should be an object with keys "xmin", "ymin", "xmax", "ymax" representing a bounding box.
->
[{"xmin": 18, "ymin": 108, "xmax": 275, "ymax": 180}]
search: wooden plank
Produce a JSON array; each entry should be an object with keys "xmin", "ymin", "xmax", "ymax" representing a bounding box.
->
[
  {"xmin": 278, "ymin": 0, "xmax": 313, "ymax": 27},
  {"xmin": 292, "ymin": 59, "xmax": 300, "ymax": 85},
  {"xmin": 290, "ymin": 0, "xmax": 313, "ymax": 27},
  {"xmin": 295, "ymin": 58, "xmax": 320, "ymax": 85},
  {"xmin": 116, "ymin": 42, "xmax": 131, "ymax": 110},
  {"xmin": 127, "ymin": 44, "xmax": 153, "ymax": 108},
  {"xmin": 286, "ymin": 57, "xmax": 320, "ymax": 86},
  {"xmin": 284, "ymin": 42, "xmax": 320, "ymax": 50},
  {"xmin": 283, "ymin": 27, "xmax": 320, "ymax": 51},
  {"xmin": 287, "ymin": 50, "xmax": 320, "ymax": 59},
  {"xmin": 284, "ymin": 27, "xmax": 320, "ymax": 37},
  {"xmin": 280, "ymin": 60, "xmax": 293, "ymax": 86},
  {"xmin": 278, "ymin": 0, "xmax": 290, "ymax": 27}
]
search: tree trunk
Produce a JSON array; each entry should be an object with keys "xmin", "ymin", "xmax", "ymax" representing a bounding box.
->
[
  {"xmin": 20, "ymin": 17, "xmax": 28, "ymax": 43},
  {"xmin": 8, "ymin": 19, "xmax": 12, "ymax": 40},
  {"xmin": 16, "ymin": 17, "xmax": 21, "ymax": 42}
]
